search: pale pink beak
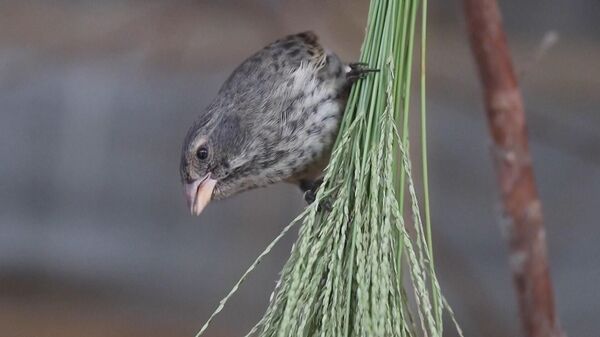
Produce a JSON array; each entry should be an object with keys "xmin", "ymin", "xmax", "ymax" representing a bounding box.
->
[{"xmin": 184, "ymin": 174, "xmax": 218, "ymax": 216}]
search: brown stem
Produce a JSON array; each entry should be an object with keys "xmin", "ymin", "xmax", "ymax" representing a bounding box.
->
[{"xmin": 463, "ymin": 1, "xmax": 565, "ymax": 337}]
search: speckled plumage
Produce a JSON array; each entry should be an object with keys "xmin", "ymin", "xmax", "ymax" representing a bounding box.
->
[{"xmin": 181, "ymin": 32, "xmax": 365, "ymax": 210}]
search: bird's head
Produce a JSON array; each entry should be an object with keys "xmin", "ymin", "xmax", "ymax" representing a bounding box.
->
[{"xmin": 180, "ymin": 110, "xmax": 246, "ymax": 216}]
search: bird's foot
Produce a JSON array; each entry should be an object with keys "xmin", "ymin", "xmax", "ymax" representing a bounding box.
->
[
  {"xmin": 303, "ymin": 188, "xmax": 317, "ymax": 204},
  {"xmin": 303, "ymin": 191, "xmax": 333, "ymax": 212},
  {"xmin": 347, "ymin": 62, "xmax": 379, "ymax": 82},
  {"xmin": 300, "ymin": 178, "xmax": 332, "ymax": 212}
]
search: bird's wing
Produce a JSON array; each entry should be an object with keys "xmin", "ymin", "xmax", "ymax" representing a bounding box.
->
[
  {"xmin": 215, "ymin": 32, "xmax": 330, "ymax": 117},
  {"xmin": 223, "ymin": 31, "xmax": 326, "ymax": 88},
  {"xmin": 268, "ymin": 31, "xmax": 327, "ymax": 70}
]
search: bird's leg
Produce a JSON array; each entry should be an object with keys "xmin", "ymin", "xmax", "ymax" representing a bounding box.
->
[
  {"xmin": 347, "ymin": 62, "xmax": 379, "ymax": 83},
  {"xmin": 299, "ymin": 178, "xmax": 332, "ymax": 212},
  {"xmin": 299, "ymin": 179, "xmax": 318, "ymax": 204}
]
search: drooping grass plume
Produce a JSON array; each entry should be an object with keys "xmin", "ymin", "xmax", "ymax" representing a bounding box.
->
[{"xmin": 196, "ymin": 0, "xmax": 461, "ymax": 336}]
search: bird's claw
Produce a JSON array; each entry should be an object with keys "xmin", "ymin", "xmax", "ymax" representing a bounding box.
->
[
  {"xmin": 304, "ymin": 189, "xmax": 316, "ymax": 204},
  {"xmin": 347, "ymin": 62, "xmax": 379, "ymax": 82},
  {"xmin": 319, "ymin": 199, "xmax": 333, "ymax": 213},
  {"xmin": 304, "ymin": 191, "xmax": 333, "ymax": 212},
  {"xmin": 302, "ymin": 178, "xmax": 332, "ymax": 212}
]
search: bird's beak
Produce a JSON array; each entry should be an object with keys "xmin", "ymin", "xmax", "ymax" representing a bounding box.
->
[{"xmin": 184, "ymin": 174, "xmax": 217, "ymax": 216}]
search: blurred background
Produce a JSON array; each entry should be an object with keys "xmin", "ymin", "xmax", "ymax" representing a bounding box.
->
[{"xmin": 1, "ymin": 1, "xmax": 599, "ymax": 336}]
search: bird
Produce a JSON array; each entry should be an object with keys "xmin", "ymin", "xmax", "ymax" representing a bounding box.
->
[{"xmin": 180, "ymin": 31, "xmax": 375, "ymax": 216}]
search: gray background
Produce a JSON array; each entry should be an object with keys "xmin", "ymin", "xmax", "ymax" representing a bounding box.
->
[{"xmin": 1, "ymin": 1, "xmax": 599, "ymax": 336}]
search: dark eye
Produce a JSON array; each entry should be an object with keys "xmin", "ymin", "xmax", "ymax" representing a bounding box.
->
[{"xmin": 196, "ymin": 146, "xmax": 209, "ymax": 160}]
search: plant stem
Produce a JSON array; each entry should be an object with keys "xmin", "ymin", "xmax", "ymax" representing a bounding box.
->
[{"xmin": 463, "ymin": 1, "xmax": 564, "ymax": 337}]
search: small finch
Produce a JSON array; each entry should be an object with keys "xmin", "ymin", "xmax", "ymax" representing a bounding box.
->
[{"xmin": 180, "ymin": 31, "xmax": 375, "ymax": 215}]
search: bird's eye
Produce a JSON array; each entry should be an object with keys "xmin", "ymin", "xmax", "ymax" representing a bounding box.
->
[{"xmin": 196, "ymin": 146, "xmax": 209, "ymax": 160}]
